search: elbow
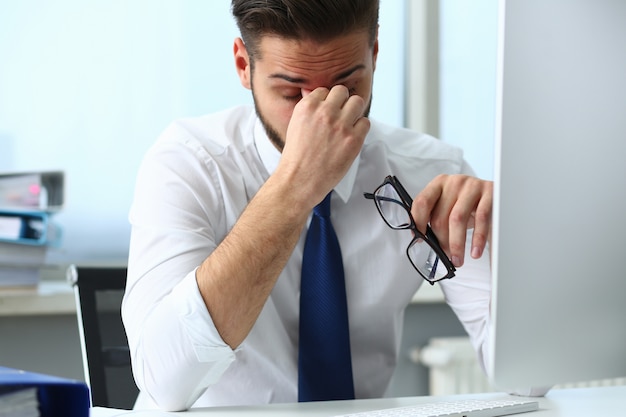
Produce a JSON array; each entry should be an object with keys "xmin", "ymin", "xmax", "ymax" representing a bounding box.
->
[
  {"xmin": 130, "ymin": 344, "xmax": 236, "ymax": 411},
  {"xmin": 132, "ymin": 357, "xmax": 202, "ymax": 411},
  {"xmin": 151, "ymin": 394, "xmax": 195, "ymax": 413}
]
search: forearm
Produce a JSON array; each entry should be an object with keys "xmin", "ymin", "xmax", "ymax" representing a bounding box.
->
[
  {"xmin": 196, "ymin": 174, "xmax": 311, "ymax": 349},
  {"xmin": 123, "ymin": 163, "xmax": 312, "ymax": 408},
  {"xmin": 195, "ymin": 87, "xmax": 370, "ymax": 348}
]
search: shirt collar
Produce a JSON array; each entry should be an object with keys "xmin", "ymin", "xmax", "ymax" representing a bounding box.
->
[{"xmin": 254, "ymin": 116, "xmax": 360, "ymax": 204}]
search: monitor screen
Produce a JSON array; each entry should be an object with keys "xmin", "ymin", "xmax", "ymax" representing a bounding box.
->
[{"xmin": 488, "ymin": 0, "xmax": 626, "ymax": 390}]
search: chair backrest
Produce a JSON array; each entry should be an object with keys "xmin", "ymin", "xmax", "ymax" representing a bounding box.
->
[{"xmin": 67, "ymin": 265, "xmax": 138, "ymax": 409}]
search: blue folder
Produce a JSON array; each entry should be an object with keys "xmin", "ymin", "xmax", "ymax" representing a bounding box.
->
[
  {"xmin": 0, "ymin": 367, "xmax": 89, "ymax": 417},
  {"xmin": 0, "ymin": 210, "xmax": 61, "ymax": 246}
]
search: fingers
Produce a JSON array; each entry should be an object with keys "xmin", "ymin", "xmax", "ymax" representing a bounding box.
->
[
  {"xmin": 411, "ymin": 178, "xmax": 442, "ymax": 236},
  {"xmin": 295, "ymin": 85, "xmax": 369, "ymax": 161},
  {"xmin": 470, "ymin": 187, "xmax": 492, "ymax": 259},
  {"xmin": 282, "ymin": 85, "xmax": 370, "ymax": 208},
  {"xmin": 302, "ymin": 85, "xmax": 366, "ymax": 126},
  {"xmin": 323, "ymin": 84, "xmax": 351, "ymax": 106},
  {"xmin": 411, "ymin": 175, "xmax": 493, "ymax": 267},
  {"xmin": 412, "ymin": 176, "xmax": 467, "ymax": 265}
]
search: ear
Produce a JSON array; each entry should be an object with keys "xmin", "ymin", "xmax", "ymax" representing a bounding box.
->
[
  {"xmin": 372, "ymin": 26, "xmax": 379, "ymax": 72},
  {"xmin": 234, "ymin": 37, "xmax": 252, "ymax": 90}
]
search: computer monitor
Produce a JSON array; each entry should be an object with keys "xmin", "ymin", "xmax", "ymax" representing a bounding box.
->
[{"xmin": 488, "ymin": 0, "xmax": 626, "ymax": 390}]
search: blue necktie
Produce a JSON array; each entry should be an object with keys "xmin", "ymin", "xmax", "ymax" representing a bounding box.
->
[{"xmin": 298, "ymin": 192, "xmax": 355, "ymax": 402}]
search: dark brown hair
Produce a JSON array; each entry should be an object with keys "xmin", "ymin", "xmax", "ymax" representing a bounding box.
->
[{"xmin": 231, "ymin": 0, "xmax": 379, "ymax": 63}]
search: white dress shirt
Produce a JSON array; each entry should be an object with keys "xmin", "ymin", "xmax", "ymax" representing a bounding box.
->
[{"xmin": 122, "ymin": 105, "xmax": 492, "ymax": 411}]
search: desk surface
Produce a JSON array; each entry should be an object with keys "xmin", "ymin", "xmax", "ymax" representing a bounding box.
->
[
  {"xmin": 91, "ymin": 385, "xmax": 626, "ymax": 416},
  {"xmin": 0, "ymin": 280, "xmax": 75, "ymax": 316},
  {"xmin": 0, "ymin": 279, "xmax": 446, "ymax": 317}
]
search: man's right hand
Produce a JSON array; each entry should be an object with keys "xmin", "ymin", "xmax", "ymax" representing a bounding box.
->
[{"xmin": 277, "ymin": 85, "xmax": 370, "ymax": 209}]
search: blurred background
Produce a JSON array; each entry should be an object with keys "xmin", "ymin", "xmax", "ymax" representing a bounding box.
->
[
  {"xmin": 0, "ymin": 0, "xmax": 495, "ymax": 266},
  {"xmin": 0, "ymin": 0, "xmax": 497, "ymax": 398}
]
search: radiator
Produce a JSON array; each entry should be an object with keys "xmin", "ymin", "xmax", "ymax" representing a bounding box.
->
[{"xmin": 412, "ymin": 337, "xmax": 626, "ymax": 396}]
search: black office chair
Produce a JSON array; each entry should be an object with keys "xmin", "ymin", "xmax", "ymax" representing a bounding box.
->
[{"xmin": 68, "ymin": 265, "xmax": 139, "ymax": 409}]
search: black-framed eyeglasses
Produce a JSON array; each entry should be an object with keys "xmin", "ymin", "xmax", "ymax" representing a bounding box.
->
[{"xmin": 364, "ymin": 175, "xmax": 456, "ymax": 285}]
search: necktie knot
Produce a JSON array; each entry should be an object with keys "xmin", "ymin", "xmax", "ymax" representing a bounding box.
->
[{"xmin": 313, "ymin": 193, "xmax": 332, "ymax": 218}]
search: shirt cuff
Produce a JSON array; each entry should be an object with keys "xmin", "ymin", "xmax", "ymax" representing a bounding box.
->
[{"xmin": 172, "ymin": 268, "xmax": 237, "ymax": 364}]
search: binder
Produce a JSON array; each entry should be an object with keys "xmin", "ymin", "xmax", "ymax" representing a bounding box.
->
[
  {"xmin": 0, "ymin": 211, "xmax": 60, "ymax": 290},
  {"xmin": 0, "ymin": 171, "xmax": 64, "ymax": 212},
  {"xmin": 0, "ymin": 367, "xmax": 89, "ymax": 417},
  {"xmin": 0, "ymin": 211, "xmax": 60, "ymax": 246}
]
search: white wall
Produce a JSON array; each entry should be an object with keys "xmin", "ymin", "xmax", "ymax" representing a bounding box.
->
[
  {"xmin": 438, "ymin": 0, "xmax": 498, "ymax": 180},
  {"xmin": 0, "ymin": 1, "xmax": 405, "ymax": 264}
]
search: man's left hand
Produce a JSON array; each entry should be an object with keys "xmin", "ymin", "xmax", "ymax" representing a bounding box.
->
[{"xmin": 411, "ymin": 174, "xmax": 493, "ymax": 267}]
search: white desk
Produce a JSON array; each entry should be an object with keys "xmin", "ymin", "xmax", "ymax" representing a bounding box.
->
[{"xmin": 91, "ymin": 385, "xmax": 626, "ymax": 416}]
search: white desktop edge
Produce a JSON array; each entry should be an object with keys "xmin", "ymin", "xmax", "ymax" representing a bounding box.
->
[{"xmin": 90, "ymin": 385, "xmax": 626, "ymax": 416}]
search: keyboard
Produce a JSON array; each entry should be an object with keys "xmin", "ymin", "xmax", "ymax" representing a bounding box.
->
[{"xmin": 333, "ymin": 398, "xmax": 539, "ymax": 417}]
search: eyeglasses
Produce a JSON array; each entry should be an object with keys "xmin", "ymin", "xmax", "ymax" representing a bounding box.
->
[{"xmin": 364, "ymin": 175, "xmax": 456, "ymax": 285}]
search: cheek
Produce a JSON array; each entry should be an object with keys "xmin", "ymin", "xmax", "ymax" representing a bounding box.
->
[
  {"xmin": 259, "ymin": 96, "xmax": 295, "ymax": 135},
  {"xmin": 354, "ymin": 78, "xmax": 372, "ymax": 100},
  {"xmin": 269, "ymin": 96, "xmax": 297, "ymax": 127},
  {"xmin": 278, "ymin": 106, "xmax": 296, "ymax": 135},
  {"xmin": 352, "ymin": 68, "xmax": 373, "ymax": 91}
]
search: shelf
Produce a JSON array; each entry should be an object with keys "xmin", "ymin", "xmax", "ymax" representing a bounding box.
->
[
  {"xmin": 0, "ymin": 281, "xmax": 75, "ymax": 317},
  {"xmin": 0, "ymin": 273, "xmax": 446, "ymax": 318}
]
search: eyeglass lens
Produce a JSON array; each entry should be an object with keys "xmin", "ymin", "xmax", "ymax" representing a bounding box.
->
[
  {"xmin": 375, "ymin": 183, "xmax": 412, "ymax": 228},
  {"xmin": 407, "ymin": 239, "xmax": 449, "ymax": 282},
  {"xmin": 375, "ymin": 183, "xmax": 448, "ymax": 282}
]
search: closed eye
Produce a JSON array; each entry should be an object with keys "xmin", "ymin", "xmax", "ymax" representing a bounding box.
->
[{"xmin": 284, "ymin": 93, "xmax": 302, "ymax": 102}]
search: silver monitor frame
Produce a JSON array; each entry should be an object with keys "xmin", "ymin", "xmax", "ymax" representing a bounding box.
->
[{"xmin": 489, "ymin": 0, "xmax": 626, "ymax": 390}]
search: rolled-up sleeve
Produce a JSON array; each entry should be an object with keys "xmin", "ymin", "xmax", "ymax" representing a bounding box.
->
[
  {"xmin": 125, "ymin": 268, "xmax": 236, "ymax": 411},
  {"xmin": 439, "ymin": 233, "xmax": 492, "ymax": 374},
  {"xmin": 122, "ymin": 128, "xmax": 240, "ymax": 411}
]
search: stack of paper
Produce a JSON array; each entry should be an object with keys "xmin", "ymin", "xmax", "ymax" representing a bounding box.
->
[
  {"xmin": 0, "ymin": 171, "xmax": 64, "ymax": 291},
  {"xmin": 0, "ymin": 387, "xmax": 39, "ymax": 417}
]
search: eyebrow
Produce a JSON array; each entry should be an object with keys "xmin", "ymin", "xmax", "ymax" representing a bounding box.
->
[{"xmin": 268, "ymin": 64, "xmax": 366, "ymax": 84}]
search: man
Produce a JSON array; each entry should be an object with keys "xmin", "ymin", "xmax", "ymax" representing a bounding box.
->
[{"xmin": 122, "ymin": 0, "xmax": 493, "ymax": 411}]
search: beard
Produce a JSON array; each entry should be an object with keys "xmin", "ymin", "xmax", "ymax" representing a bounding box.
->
[
  {"xmin": 252, "ymin": 89, "xmax": 286, "ymax": 152},
  {"xmin": 251, "ymin": 87, "xmax": 373, "ymax": 153}
]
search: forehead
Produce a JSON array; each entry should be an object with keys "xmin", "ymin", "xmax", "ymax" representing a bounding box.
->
[{"xmin": 255, "ymin": 31, "xmax": 373, "ymax": 82}]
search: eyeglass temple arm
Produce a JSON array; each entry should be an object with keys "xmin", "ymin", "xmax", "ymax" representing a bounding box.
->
[{"xmin": 364, "ymin": 193, "xmax": 398, "ymax": 204}]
